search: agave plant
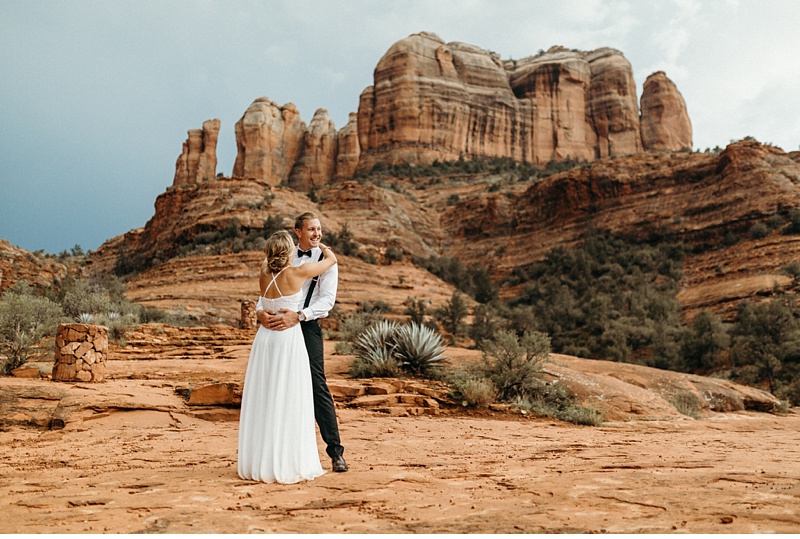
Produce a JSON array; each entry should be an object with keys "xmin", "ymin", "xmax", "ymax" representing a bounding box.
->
[
  {"xmin": 391, "ymin": 322, "xmax": 448, "ymax": 376},
  {"xmin": 352, "ymin": 319, "xmax": 398, "ymax": 359},
  {"xmin": 76, "ymin": 312, "xmax": 94, "ymax": 324},
  {"xmin": 349, "ymin": 345, "xmax": 401, "ymax": 378}
]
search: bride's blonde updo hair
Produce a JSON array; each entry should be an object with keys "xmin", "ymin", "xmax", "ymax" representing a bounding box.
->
[{"xmin": 262, "ymin": 230, "xmax": 295, "ymax": 274}]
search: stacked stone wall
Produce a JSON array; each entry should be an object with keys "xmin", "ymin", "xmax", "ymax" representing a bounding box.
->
[
  {"xmin": 52, "ymin": 323, "xmax": 107, "ymax": 382},
  {"xmin": 240, "ymin": 300, "xmax": 257, "ymax": 329}
]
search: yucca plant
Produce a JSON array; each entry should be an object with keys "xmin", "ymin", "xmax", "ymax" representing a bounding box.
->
[{"xmin": 391, "ymin": 321, "xmax": 448, "ymax": 376}]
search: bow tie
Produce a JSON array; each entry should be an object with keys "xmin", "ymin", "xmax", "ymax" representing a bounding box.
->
[{"xmin": 297, "ymin": 248, "xmax": 313, "ymax": 257}]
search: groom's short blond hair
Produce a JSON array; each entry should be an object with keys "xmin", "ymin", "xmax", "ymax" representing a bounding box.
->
[{"xmin": 294, "ymin": 212, "xmax": 319, "ymax": 231}]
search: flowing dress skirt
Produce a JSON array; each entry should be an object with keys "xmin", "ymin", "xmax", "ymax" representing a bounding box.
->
[{"xmin": 237, "ymin": 319, "xmax": 325, "ymax": 484}]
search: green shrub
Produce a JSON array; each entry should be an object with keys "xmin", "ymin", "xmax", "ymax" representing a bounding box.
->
[
  {"xmin": 749, "ymin": 222, "xmax": 769, "ymax": 239},
  {"xmin": 412, "ymin": 256, "xmax": 497, "ymax": 303},
  {"xmin": 433, "ymin": 290, "xmax": 469, "ymax": 341},
  {"xmin": 729, "ymin": 297, "xmax": 800, "ymax": 404},
  {"xmin": 469, "ymin": 304, "xmax": 505, "ymax": 348},
  {"xmin": 323, "ymin": 222, "xmax": 359, "ymax": 257},
  {"xmin": 403, "ymin": 297, "xmax": 430, "ymax": 325},
  {"xmin": 478, "ymin": 330, "xmax": 550, "ymax": 401},
  {"xmin": 384, "ymin": 245, "xmax": 404, "ymax": 262},
  {"xmin": 448, "ymin": 370, "xmax": 496, "ymax": 408},
  {"xmin": 0, "ymin": 283, "xmax": 65, "ymax": 374},
  {"xmin": 512, "ymin": 380, "xmax": 604, "ymax": 426},
  {"xmin": 60, "ymin": 279, "xmax": 114, "ymax": 319},
  {"xmin": 506, "ymin": 228, "xmax": 685, "ymax": 367},
  {"xmin": 679, "ymin": 311, "xmax": 730, "ymax": 372}
]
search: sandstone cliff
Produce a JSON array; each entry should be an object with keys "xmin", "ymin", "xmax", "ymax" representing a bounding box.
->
[
  {"xmin": 232, "ymin": 98, "xmax": 306, "ymax": 185},
  {"xmin": 287, "ymin": 108, "xmax": 338, "ymax": 191},
  {"xmin": 356, "ymin": 34, "xmax": 689, "ymax": 172},
  {"xmin": 221, "ymin": 33, "xmax": 691, "ymax": 189},
  {"xmin": 173, "ymin": 119, "xmax": 220, "ymax": 186},
  {"xmin": 640, "ymin": 71, "xmax": 693, "ymax": 151}
]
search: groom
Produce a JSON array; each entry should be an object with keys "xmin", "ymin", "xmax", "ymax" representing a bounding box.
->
[{"xmin": 256, "ymin": 212, "xmax": 347, "ymax": 473}]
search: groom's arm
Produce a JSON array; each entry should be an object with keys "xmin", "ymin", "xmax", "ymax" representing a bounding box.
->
[{"xmin": 257, "ymin": 308, "xmax": 299, "ymax": 331}]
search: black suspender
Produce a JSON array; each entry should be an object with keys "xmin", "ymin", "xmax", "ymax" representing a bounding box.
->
[{"xmin": 302, "ymin": 251, "xmax": 325, "ymax": 309}]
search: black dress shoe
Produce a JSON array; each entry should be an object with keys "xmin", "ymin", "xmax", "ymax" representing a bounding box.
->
[{"xmin": 331, "ymin": 455, "xmax": 348, "ymax": 472}]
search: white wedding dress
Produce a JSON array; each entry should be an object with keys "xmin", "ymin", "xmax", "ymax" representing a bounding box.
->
[{"xmin": 237, "ymin": 285, "xmax": 325, "ymax": 484}]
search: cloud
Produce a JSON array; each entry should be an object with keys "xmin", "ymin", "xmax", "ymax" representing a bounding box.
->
[{"xmin": 1, "ymin": 0, "xmax": 799, "ymax": 253}]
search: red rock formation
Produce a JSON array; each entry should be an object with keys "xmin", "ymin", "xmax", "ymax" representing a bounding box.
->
[
  {"xmin": 509, "ymin": 47, "xmax": 596, "ymax": 163},
  {"xmin": 586, "ymin": 48, "xmax": 643, "ymax": 158},
  {"xmin": 640, "ymin": 71, "xmax": 693, "ymax": 151},
  {"xmin": 356, "ymin": 34, "xmax": 662, "ymax": 171},
  {"xmin": 334, "ymin": 113, "xmax": 360, "ymax": 181},
  {"xmin": 0, "ymin": 239, "xmax": 68, "ymax": 292},
  {"xmin": 173, "ymin": 119, "xmax": 220, "ymax": 186},
  {"xmin": 232, "ymin": 98, "xmax": 306, "ymax": 185},
  {"xmin": 287, "ymin": 108, "xmax": 337, "ymax": 191}
]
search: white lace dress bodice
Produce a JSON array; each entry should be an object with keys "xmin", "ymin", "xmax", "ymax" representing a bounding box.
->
[{"xmin": 256, "ymin": 289, "xmax": 303, "ymax": 314}]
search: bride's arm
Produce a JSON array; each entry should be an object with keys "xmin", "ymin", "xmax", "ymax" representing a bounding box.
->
[{"xmin": 293, "ymin": 244, "xmax": 337, "ymax": 280}]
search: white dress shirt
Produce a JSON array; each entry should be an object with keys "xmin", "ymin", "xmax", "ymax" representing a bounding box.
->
[{"xmin": 293, "ymin": 246, "xmax": 338, "ymax": 321}]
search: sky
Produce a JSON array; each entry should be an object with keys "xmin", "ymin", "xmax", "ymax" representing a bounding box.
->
[{"xmin": 2, "ymin": 0, "xmax": 799, "ymax": 255}]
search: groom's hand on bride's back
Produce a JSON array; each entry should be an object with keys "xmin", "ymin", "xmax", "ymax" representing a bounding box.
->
[{"xmin": 258, "ymin": 309, "xmax": 300, "ymax": 331}]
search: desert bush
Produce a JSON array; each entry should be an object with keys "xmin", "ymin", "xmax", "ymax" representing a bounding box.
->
[
  {"xmin": 0, "ymin": 283, "xmax": 65, "ymax": 374},
  {"xmin": 357, "ymin": 300, "xmax": 392, "ymax": 314},
  {"xmin": 60, "ymin": 278, "xmax": 114, "ymax": 319},
  {"xmin": 468, "ymin": 304, "xmax": 506, "ymax": 348},
  {"xmin": 403, "ymin": 297, "xmax": 431, "ymax": 326},
  {"xmin": 448, "ymin": 370, "xmax": 496, "ymax": 408},
  {"xmin": 323, "ymin": 222, "xmax": 359, "ymax": 257},
  {"xmin": 412, "ymin": 256, "xmax": 497, "ymax": 303},
  {"xmin": 749, "ymin": 222, "xmax": 769, "ymax": 239},
  {"xmin": 785, "ymin": 208, "xmax": 800, "ymax": 234},
  {"xmin": 384, "ymin": 245, "xmax": 404, "ymax": 262},
  {"xmin": 337, "ymin": 311, "xmax": 382, "ymax": 344},
  {"xmin": 669, "ymin": 390, "xmax": 701, "ymax": 419},
  {"xmin": 433, "ymin": 290, "xmax": 469, "ymax": 341},
  {"xmin": 506, "ymin": 228, "xmax": 685, "ymax": 366},
  {"xmin": 512, "ymin": 380, "xmax": 604, "ymax": 426},
  {"xmin": 478, "ymin": 329, "xmax": 550, "ymax": 401}
]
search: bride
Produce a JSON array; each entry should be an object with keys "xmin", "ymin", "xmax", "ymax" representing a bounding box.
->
[{"xmin": 238, "ymin": 230, "xmax": 337, "ymax": 483}]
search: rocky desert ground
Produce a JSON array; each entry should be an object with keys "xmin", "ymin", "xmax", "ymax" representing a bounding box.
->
[{"xmin": 1, "ymin": 325, "xmax": 798, "ymax": 535}]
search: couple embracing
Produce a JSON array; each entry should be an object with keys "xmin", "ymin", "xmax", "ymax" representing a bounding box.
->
[{"xmin": 237, "ymin": 212, "xmax": 347, "ymax": 484}]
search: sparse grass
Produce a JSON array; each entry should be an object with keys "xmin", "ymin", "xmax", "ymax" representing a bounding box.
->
[{"xmin": 669, "ymin": 390, "xmax": 701, "ymax": 419}]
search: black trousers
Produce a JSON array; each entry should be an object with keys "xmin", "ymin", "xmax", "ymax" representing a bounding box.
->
[{"xmin": 300, "ymin": 320, "xmax": 344, "ymax": 458}]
